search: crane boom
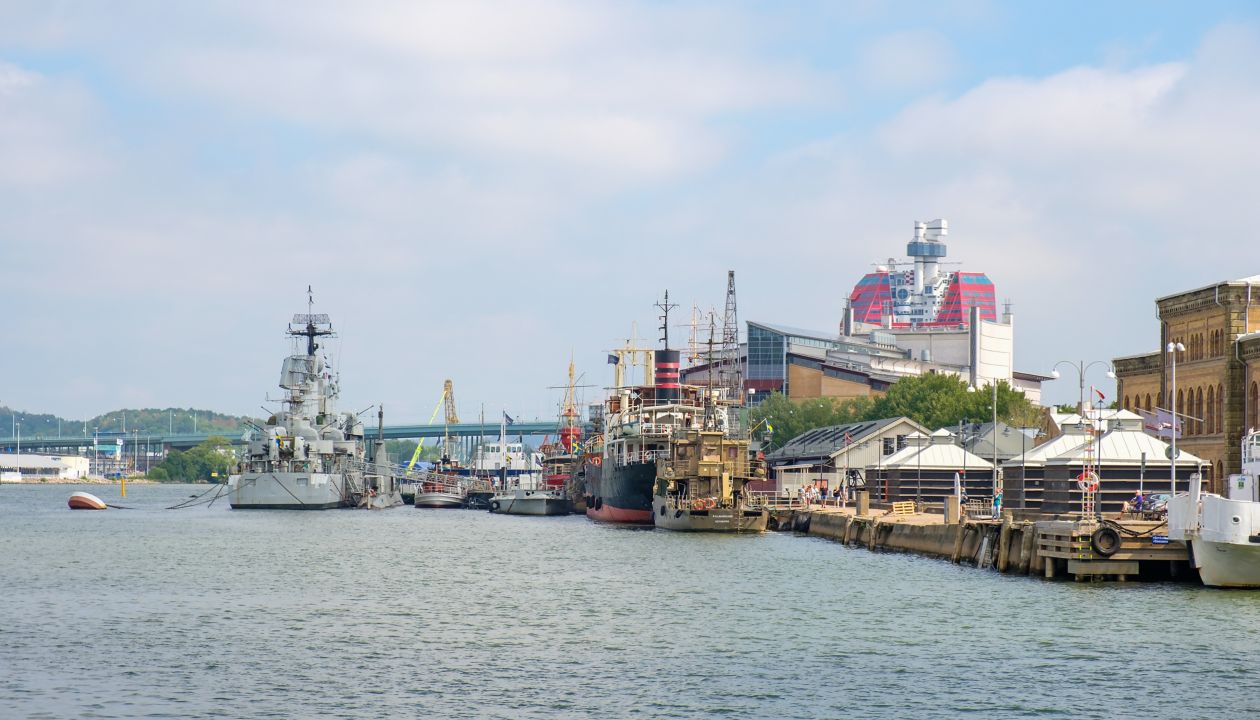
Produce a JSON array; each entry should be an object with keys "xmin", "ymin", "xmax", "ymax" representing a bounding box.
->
[{"xmin": 406, "ymin": 386, "xmax": 448, "ymax": 471}]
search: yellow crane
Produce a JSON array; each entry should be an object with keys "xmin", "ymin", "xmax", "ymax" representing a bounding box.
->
[{"xmin": 406, "ymin": 379, "xmax": 460, "ymax": 471}]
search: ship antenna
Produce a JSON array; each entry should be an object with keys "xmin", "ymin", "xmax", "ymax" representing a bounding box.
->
[{"xmin": 655, "ymin": 290, "xmax": 678, "ymax": 349}]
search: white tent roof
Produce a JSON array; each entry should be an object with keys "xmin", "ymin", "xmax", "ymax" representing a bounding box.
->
[
  {"xmin": 874, "ymin": 442, "xmax": 993, "ymax": 471},
  {"xmin": 1044, "ymin": 427, "xmax": 1205, "ymax": 467},
  {"xmin": 999, "ymin": 431, "xmax": 1091, "ymax": 468}
]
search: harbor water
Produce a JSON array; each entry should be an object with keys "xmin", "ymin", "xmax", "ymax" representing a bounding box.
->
[{"xmin": 3, "ymin": 483, "xmax": 1260, "ymax": 719}]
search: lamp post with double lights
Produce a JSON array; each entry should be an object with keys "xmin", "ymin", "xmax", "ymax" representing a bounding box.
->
[
  {"xmin": 1167, "ymin": 341, "xmax": 1186, "ymax": 496},
  {"xmin": 1050, "ymin": 360, "xmax": 1117, "ymax": 417},
  {"xmin": 968, "ymin": 382, "xmax": 1000, "ymax": 501}
]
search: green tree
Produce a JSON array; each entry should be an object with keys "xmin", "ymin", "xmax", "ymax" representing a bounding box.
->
[
  {"xmin": 148, "ymin": 435, "xmax": 236, "ymax": 482},
  {"xmin": 751, "ymin": 375, "xmax": 1041, "ymax": 449}
]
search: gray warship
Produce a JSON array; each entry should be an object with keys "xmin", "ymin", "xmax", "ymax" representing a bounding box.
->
[{"xmin": 228, "ymin": 301, "xmax": 402, "ymax": 510}]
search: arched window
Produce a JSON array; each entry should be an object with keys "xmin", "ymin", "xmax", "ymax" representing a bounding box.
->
[
  {"xmin": 1217, "ymin": 384, "xmax": 1224, "ymax": 434},
  {"xmin": 1196, "ymin": 387, "xmax": 1204, "ymax": 435},
  {"xmin": 1177, "ymin": 389, "xmax": 1185, "ymax": 433},
  {"xmin": 1145, "ymin": 394, "xmax": 1152, "ymax": 412},
  {"xmin": 1124, "ymin": 395, "xmax": 1131, "ymax": 411},
  {"xmin": 1207, "ymin": 386, "xmax": 1215, "ymax": 434}
]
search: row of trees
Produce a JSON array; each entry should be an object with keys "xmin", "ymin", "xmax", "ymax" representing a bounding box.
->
[
  {"xmin": 750, "ymin": 374, "xmax": 1044, "ymax": 450},
  {"xmin": 146, "ymin": 436, "xmax": 236, "ymax": 482}
]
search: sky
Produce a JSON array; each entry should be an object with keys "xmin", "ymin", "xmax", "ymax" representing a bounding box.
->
[{"xmin": 2, "ymin": 1, "xmax": 1260, "ymax": 424}]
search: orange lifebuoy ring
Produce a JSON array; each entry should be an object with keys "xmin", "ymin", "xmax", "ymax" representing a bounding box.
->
[
  {"xmin": 691, "ymin": 498, "xmax": 706, "ymax": 511},
  {"xmin": 704, "ymin": 497, "xmax": 717, "ymax": 510},
  {"xmin": 590, "ymin": 456, "xmax": 602, "ymax": 466},
  {"xmin": 1076, "ymin": 471, "xmax": 1099, "ymax": 492}
]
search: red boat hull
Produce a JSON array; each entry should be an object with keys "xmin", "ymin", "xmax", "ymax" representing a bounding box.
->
[{"xmin": 586, "ymin": 503, "xmax": 653, "ymax": 524}]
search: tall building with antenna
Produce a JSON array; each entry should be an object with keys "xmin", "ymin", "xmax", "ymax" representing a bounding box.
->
[{"xmin": 847, "ymin": 219, "xmax": 997, "ymax": 328}]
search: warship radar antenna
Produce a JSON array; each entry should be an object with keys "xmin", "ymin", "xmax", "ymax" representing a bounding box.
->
[{"xmin": 288, "ymin": 285, "xmax": 335, "ymax": 356}]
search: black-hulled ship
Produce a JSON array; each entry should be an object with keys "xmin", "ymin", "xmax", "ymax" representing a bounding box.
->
[{"xmin": 586, "ymin": 294, "xmax": 703, "ymax": 524}]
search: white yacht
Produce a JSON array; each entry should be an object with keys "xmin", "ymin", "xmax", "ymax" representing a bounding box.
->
[{"xmin": 1168, "ymin": 431, "xmax": 1260, "ymax": 587}]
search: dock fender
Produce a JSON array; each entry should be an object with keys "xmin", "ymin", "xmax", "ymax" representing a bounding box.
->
[
  {"xmin": 490, "ymin": 500, "xmax": 501, "ymax": 512},
  {"xmin": 1091, "ymin": 527, "xmax": 1121, "ymax": 557}
]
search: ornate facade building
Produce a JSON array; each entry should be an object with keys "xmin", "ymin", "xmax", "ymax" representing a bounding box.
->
[{"xmin": 1113, "ymin": 277, "xmax": 1260, "ymax": 492}]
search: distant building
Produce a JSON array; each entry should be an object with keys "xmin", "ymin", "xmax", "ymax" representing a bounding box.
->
[
  {"xmin": 1113, "ymin": 275, "xmax": 1260, "ymax": 490},
  {"xmin": 0, "ymin": 453, "xmax": 90, "ymax": 481},
  {"xmin": 764, "ymin": 417, "xmax": 929, "ymax": 494},
  {"xmin": 848, "ymin": 219, "xmax": 997, "ymax": 328},
  {"xmin": 687, "ymin": 315, "xmax": 1048, "ymax": 406}
]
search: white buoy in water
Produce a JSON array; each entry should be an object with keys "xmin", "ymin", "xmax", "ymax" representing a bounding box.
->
[{"xmin": 68, "ymin": 491, "xmax": 108, "ymax": 510}]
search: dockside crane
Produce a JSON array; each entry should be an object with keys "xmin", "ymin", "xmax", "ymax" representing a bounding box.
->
[{"xmin": 406, "ymin": 379, "xmax": 460, "ymax": 471}]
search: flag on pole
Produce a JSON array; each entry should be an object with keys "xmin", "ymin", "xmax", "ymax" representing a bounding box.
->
[
  {"xmin": 607, "ymin": 354, "xmax": 619, "ymax": 365},
  {"xmin": 503, "ymin": 412, "xmax": 515, "ymax": 425},
  {"xmin": 1094, "ymin": 388, "xmax": 1106, "ymax": 402}
]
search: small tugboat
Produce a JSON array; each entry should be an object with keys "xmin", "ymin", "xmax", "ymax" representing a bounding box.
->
[
  {"xmin": 652, "ymin": 312, "xmax": 767, "ymax": 532},
  {"xmin": 68, "ymin": 491, "xmax": 108, "ymax": 510},
  {"xmin": 227, "ymin": 291, "xmax": 402, "ymax": 510},
  {"xmin": 653, "ymin": 422, "xmax": 768, "ymax": 532},
  {"xmin": 1169, "ymin": 430, "xmax": 1260, "ymax": 587}
]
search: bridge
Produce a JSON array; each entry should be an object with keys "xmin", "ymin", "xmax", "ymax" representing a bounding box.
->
[{"xmin": 0, "ymin": 421, "xmax": 569, "ymax": 453}]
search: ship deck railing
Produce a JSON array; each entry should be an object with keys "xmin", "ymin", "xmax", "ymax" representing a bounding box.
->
[{"xmin": 621, "ymin": 449, "xmax": 671, "ymax": 465}]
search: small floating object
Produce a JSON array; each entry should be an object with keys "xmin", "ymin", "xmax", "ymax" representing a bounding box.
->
[{"xmin": 68, "ymin": 491, "xmax": 108, "ymax": 511}]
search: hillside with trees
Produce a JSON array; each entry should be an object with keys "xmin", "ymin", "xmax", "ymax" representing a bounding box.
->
[{"xmin": 0, "ymin": 406, "xmax": 255, "ymax": 439}]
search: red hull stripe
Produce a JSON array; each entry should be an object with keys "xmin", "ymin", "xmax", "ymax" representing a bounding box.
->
[
  {"xmin": 656, "ymin": 362, "xmax": 680, "ymax": 369},
  {"xmin": 586, "ymin": 504, "xmax": 653, "ymax": 524}
]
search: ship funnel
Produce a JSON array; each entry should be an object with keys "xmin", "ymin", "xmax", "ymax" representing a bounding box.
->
[{"xmin": 655, "ymin": 349, "xmax": 680, "ymax": 402}]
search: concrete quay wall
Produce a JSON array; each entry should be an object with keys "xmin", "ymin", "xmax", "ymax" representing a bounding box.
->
[{"xmin": 794, "ymin": 509, "xmax": 1046, "ymax": 577}]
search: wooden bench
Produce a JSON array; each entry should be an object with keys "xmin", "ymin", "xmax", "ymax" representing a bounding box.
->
[{"xmin": 891, "ymin": 501, "xmax": 915, "ymax": 516}]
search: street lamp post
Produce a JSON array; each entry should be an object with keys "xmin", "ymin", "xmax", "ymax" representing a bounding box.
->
[
  {"xmin": 1051, "ymin": 360, "xmax": 1117, "ymax": 417},
  {"xmin": 1168, "ymin": 341, "xmax": 1186, "ymax": 496},
  {"xmin": 967, "ymin": 383, "xmax": 1001, "ymax": 499},
  {"xmin": 1052, "ymin": 360, "xmax": 1116, "ymax": 517}
]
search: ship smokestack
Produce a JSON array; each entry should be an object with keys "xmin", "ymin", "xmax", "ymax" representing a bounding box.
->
[{"xmin": 655, "ymin": 349, "xmax": 680, "ymax": 402}]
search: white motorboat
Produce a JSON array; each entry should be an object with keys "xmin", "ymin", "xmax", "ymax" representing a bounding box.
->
[
  {"xmin": 1168, "ymin": 431, "xmax": 1260, "ymax": 587},
  {"xmin": 414, "ymin": 474, "xmax": 465, "ymax": 509}
]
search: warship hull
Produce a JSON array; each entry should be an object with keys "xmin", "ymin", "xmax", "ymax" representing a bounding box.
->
[
  {"xmin": 584, "ymin": 461, "xmax": 655, "ymax": 525},
  {"xmin": 228, "ymin": 472, "xmax": 347, "ymax": 510}
]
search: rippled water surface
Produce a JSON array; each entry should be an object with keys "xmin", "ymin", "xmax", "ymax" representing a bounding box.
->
[{"xmin": 3, "ymin": 483, "xmax": 1259, "ymax": 719}]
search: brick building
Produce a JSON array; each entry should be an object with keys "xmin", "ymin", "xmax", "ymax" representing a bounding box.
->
[{"xmin": 1113, "ymin": 276, "xmax": 1260, "ymax": 491}]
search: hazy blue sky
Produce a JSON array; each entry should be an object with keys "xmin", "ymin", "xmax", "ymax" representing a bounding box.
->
[{"xmin": 2, "ymin": 1, "xmax": 1259, "ymax": 423}]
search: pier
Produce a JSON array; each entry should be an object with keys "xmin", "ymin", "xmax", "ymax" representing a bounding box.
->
[{"xmin": 776, "ymin": 494, "xmax": 1189, "ymax": 582}]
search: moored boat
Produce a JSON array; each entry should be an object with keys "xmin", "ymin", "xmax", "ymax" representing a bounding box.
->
[
  {"xmin": 1169, "ymin": 430, "xmax": 1260, "ymax": 587},
  {"xmin": 488, "ymin": 486, "xmax": 569, "ymax": 516},
  {"xmin": 414, "ymin": 473, "xmax": 466, "ymax": 508},
  {"xmin": 587, "ymin": 338, "xmax": 703, "ymax": 525},
  {"xmin": 227, "ymin": 295, "xmax": 402, "ymax": 510}
]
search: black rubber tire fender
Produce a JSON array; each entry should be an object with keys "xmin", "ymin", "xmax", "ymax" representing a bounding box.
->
[
  {"xmin": 1091, "ymin": 526, "xmax": 1121, "ymax": 557},
  {"xmin": 490, "ymin": 500, "xmax": 501, "ymax": 512}
]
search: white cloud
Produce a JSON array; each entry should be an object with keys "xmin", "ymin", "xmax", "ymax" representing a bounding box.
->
[
  {"xmin": 858, "ymin": 29, "xmax": 957, "ymax": 91},
  {"xmin": 0, "ymin": 60, "xmax": 106, "ymax": 188}
]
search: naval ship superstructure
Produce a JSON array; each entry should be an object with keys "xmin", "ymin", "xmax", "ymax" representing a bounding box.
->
[{"xmin": 228, "ymin": 306, "xmax": 402, "ymax": 510}]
